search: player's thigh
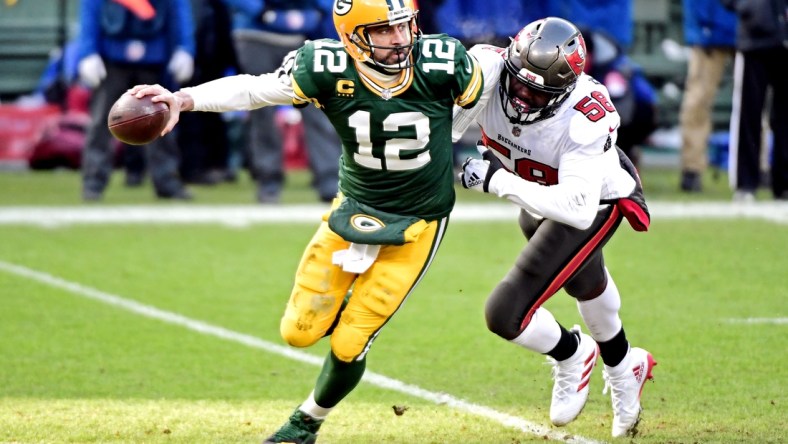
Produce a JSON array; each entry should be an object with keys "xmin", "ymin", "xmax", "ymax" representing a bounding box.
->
[
  {"xmin": 486, "ymin": 207, "xmax": 620, "ymax": 335},
  {"xmin": 330, "ymin": 218, "xmax": 446, "ymax": 362},
  {"xmin": 280, "ymin": 222, "xmax": 356, "ymax": 347}
]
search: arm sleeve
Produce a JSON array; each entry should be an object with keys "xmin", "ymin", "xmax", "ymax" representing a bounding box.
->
[
  {"xmin": 171, "ymin": 0, "xmax": 196, "ymax": 55},
  {"xmin": 487, "ymin": 151, "xmax": 605, "ymax": 230},
  {"xmin": 76, "ymin": 0, "xmax": 101, "ymax": 59},
  {"xmin": 454, "ymin": 50, "xmax": 483, "ymax": 109},
  {"xmin": 183, "ymin": 73, "xmax": 295, "ymax": 112},
  {"xmin": 452, "ymin": 45, "xmax": 504, "ymax": 142}
]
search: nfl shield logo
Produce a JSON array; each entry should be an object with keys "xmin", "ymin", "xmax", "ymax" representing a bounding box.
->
[{"xmin": 512, "ymin": 126, "xmax": 521, "ymax": 137}]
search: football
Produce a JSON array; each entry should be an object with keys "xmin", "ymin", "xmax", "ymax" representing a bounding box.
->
[{"xmin": 107, "ymin": 93, "xmax": 169, "ymax": 145}]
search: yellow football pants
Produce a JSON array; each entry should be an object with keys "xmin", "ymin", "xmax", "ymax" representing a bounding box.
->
[{"xmin": 279, "ymin": 215, "xmax": 447, "ymax": 362}]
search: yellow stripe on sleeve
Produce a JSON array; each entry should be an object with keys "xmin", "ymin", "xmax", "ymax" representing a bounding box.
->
[
  {"xmin": 456, "ymin": 59, "xmax": 483, "ymax": 108},
  {"xmin": 290, "ymin": 74, "xmax": 321, "ymax": 108}
]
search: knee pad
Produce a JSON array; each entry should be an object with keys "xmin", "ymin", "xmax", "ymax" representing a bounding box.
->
[
  {"xmin": 280, "ymin": 225, "xmax": 354, "ymax": 347},
  {"xmin": 280, "ymin": 287, "xmax": 346, "ymax": 348},
  {"xmin": 280, "ymin": 302, "xmax": 328, "ymax": 348},
  {"xmin": 329, "ymin": 322, "xmax": 371, "ymax": 362}
]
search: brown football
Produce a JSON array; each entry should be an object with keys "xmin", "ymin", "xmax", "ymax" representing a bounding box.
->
[{"xmin": 107, "ymin": 93, "xmax": 169, "ymax": 145}]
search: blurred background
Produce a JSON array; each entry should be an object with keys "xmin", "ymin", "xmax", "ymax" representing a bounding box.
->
[{"xmin": 0, "ymin": 0, "xmax": 770, "ymax": 202}]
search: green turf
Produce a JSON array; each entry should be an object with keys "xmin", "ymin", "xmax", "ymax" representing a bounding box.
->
[
  {"xmin": 1, "ymin": 213, "xmax": 786, "ymax": 443},
  {"xmin": 0, "ymin": 167, "xmax": 786, "ymax": 442}
]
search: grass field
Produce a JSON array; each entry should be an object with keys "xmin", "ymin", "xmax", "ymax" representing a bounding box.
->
[{"xmin": 1, "ymin": 168, "xmax": 786, "ymax": 443}]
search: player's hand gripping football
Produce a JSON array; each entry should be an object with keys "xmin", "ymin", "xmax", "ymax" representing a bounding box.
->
[
  {"xmin": 127, "ymin": 84, "xmax": 190, "ymax": 136},
  {"xmin": 459, "ymin": 141, "xmax": 506, "ymax": 193}
]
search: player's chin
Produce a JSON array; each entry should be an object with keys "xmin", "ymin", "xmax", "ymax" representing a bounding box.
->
[{"xmin": 385, "ymin": 49, "xmax": 409, "ymax": 64}]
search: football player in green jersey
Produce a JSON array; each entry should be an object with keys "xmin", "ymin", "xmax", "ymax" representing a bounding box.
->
[{"xmin": 129, "ymin": 0, "xmax": 482, "ymax": 442}]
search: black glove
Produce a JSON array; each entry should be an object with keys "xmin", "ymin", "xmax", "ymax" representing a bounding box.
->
[{"xmin": 481, "ymin": 149, "xmax": 505, "ymax": 192}]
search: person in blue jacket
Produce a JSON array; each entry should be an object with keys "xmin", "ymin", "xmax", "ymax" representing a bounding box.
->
[
  {"xmin": 553, "ymin": 0, "xmax": 633, "ymax": 50},
  {"xmin": 222, "ymin": 0, "xmax": 342, "ymax": 204},
  {"xmin": 435, "ymin": 0, "xmax": 533, "ymax": 47},
  {"xmin": 77, "ymin": 0, "xmax": 195, "ymax": 201},
  {"xmin": 678, "ymin": 0, "xmax": 737, "ymax": 192}
]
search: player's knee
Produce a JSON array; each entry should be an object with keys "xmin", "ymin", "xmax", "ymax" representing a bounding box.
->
[
  {"xmin": 484, "ymin": 282, "xmax": 523, "ymax": 340},
  {"xmin": 329, "ymin": 324, "xmax": 369, "ymax": 362},
  {"xmin": 279, "ymin": 269, "xmax": 347, "ymax": 348},
  {"xmin": 280, "ymin": 316, "xmax": 324, "ymax": 348},
  {"xmin": 566, "ymin": 277, "xmax": 607, "ymax": 301},
  {"xmin": 279, "ymin": 290, "xmax": 342, "ymax": 347}
]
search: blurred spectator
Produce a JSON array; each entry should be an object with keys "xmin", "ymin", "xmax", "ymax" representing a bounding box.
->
[
  {"xmin": 549, "ymin": 0, "xmax": 633, "ymax": 50},
  {"xmin": 582, "ymin": 28, "xmax": 657, "ymax": 168},
  {"xmin": 35, "ymin": 41, "xmax": 81, "ymax": 108},
  {"xmin": 28, "ymin": 40, "xmax": 94, "ymax": 171},
  {"xmin": 414, "ymin": 0, "xmax": 446, "ymax": 35},
  {"xmin": 223, "ymin": 0, "xmax": 341, "ymax": 204},
  {"xmin": 76, "ymin": 0, "xmax": 195, "ymax": 201},
  {"xmin": 678, "ymin": 0, "xmax": 736, "ymax": 193},
  {"xmin": 435, "ymin": 0, "xmax": 537, "ymax": 47},
  {"xmin": 722, "ymin": 0, "xmax": 788, "ymax": 201},
  {"xmin": 177, "ymin": 0, "xmax": 239, "ymax": 185},
  {"xmin": 435, "ymin": 0, "xmax": 633, "ymax": 54}
]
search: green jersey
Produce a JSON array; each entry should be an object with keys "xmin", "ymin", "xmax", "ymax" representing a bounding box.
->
[{"xmin": 291, "ymin": 34, "xmax": 483, "ymax": 220}]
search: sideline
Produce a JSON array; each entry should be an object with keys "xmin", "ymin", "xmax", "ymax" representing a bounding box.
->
[
  {"xmin": 0, "ymin": 259, "xmax": 604, "ymax": 444},
  {"xmin": 0, "ymin": 201, "xmax": 787, "ymax": 227}
]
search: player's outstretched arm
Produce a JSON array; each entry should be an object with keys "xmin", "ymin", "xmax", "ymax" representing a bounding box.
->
[{"xmin": 128, "ymin": 84, "xmax": 193, "ymax": 135}]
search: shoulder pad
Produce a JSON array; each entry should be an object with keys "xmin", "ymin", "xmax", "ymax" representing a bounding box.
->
[
  {"xmin": 292, "ymin": 39, "xmax": 349, "ymax": 101},
  {"xmin": 567, "ymin": 75, "xmax": 621, "ymax": 146}
]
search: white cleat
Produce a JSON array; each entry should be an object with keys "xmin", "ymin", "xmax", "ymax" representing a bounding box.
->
[
  {"xmin": 602, "ymin": 347, "xmax": 657, "ymax": 438},
  {"xmin": 549, "ymin": 325, "xmax": 599, "ymax": 426}
]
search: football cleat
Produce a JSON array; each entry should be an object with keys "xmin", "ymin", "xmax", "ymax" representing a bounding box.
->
[
  {"xmin": 263, "ymin": 409, "xmax": 323, "ymax": 444},
  {"xmin": 602, "ymin": 347, "xmax": 656, "ymax": 438},
  {"xmin": 548, "ymin": 325, "xmax": 600, "ymax": 426}
]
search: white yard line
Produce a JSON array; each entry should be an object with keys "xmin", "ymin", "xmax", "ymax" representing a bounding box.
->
[
  {"xmin": 0, "ymin": 201, "xmax": 786, "ymax": 227},
  {"xmin": 0, "ymin": 259, "xmax": 603, "ymax": 444},
  {"xmin": 723, "ymin": 317, "xmax": 788, "ymax": 325}
]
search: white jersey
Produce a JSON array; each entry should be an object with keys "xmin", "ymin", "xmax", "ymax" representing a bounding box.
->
[{"xmin": 453, "ymin": 44, "xmax": 639, "ymax": 230}]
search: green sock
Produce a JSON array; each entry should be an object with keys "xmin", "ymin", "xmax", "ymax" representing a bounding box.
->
[{"xmin": 313, "ymin": 351, "xmax": 366, "ymax": 408}]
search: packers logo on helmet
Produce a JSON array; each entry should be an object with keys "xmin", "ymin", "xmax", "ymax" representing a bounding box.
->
[
  {"xmin": 333, "ymin": 0, "xmax": 421, "ymax": 71},
  {"xmin": 334, "ymin": 0, "xmax": 352, "ymax": 15}
]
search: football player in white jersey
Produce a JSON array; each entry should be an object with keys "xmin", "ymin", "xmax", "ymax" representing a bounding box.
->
[{"xmin": 453, "ymin": 17, "xmax": 656, "ymax": 438}]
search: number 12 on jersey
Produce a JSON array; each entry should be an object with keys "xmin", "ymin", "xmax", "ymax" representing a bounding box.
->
[{"xmin": 348, "ymin": 110, "xmax": 431, "ymax": 171}]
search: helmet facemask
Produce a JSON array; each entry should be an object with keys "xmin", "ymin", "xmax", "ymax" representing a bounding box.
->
[
  {"xmin": 351, "ymin": 16, "xmax": 421, "ymax": 72},
  {"xmin": 499, "ymin": 17, "xmax": 586, "ymax": 125},
  {"xmin": 334, "ymin": 0, "xmax": 421, "ymax": 72},
  {"xmin": 499, "ymin": 67, "xmax": 575, "ymax": 124}
]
